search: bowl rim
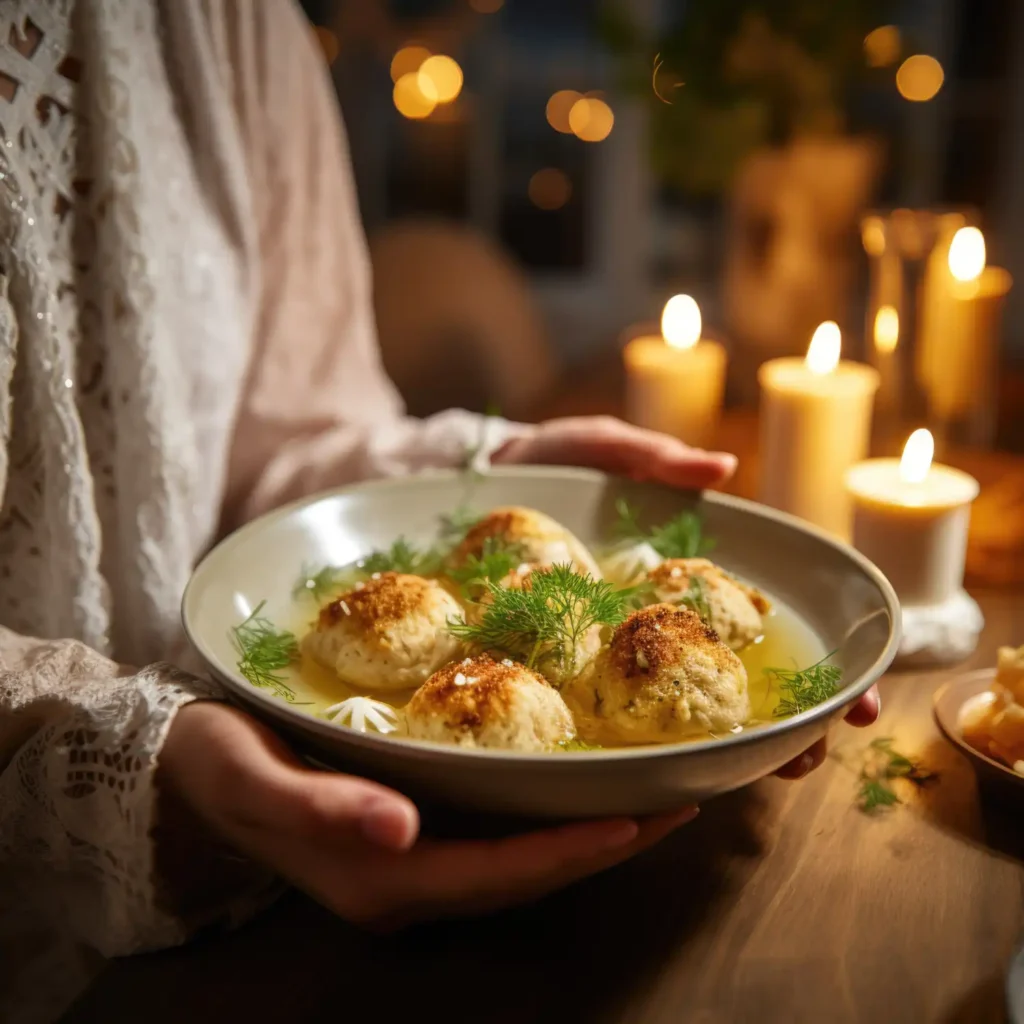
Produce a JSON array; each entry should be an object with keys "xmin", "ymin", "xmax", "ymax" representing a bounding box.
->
[{"xmin": 183, "ymin": 465, "xmax": 902, "ymax": 764}]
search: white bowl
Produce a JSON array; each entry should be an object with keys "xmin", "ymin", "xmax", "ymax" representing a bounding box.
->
[{"xmin": 183, "ymin": 467, "xmax": 900, "ymax": 818}]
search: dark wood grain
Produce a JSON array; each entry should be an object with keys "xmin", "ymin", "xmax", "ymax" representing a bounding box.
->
[{"xmin": 64, "ymin": 399, "xmax": 1024, "ymax": 1024}]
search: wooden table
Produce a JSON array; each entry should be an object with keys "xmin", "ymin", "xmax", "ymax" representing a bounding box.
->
[{"xmin": 66, "ymin": 385, "xmax": 1024, "ymax": 1024}]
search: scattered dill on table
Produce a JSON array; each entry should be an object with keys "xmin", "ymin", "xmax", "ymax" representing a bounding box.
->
[
  {"xmin": 232, "ymin": 601, "xmax": 307, "ymax": 703},
  {"xmin": 857, "ymin": 737, "xmax": 937, "ymax": 813},
  {"xmin": 769, "ymin": 653, "xmax": 842, "ymax": 718},
  {"xmin": 449, "ymin": 563, "xmax": 633, "ymax": 682},
  {"xmin": 614, "ymin": 498, "xmax": 713, "ymax": 559}
]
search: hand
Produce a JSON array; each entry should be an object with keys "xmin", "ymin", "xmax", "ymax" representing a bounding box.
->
[
  {"xmin": 158, "ymin": 702, "xmax": 699, "ymax": 931},
  {"xmin": 774, "ymin": 685, "xmax": 882, "ymax": 779},
  {"xmin": 492, "ymin": 416, "xmax": 738, "ymax": 490}
]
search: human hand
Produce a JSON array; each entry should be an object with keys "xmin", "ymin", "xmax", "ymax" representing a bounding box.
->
[
  {"xmin": 158, "ymin": 701, "xmax": 699, "ymax": 931},
  {"xmin": 492, "ymin": 416, "xmax": 738, "ymax": 490},
  {"xmin": 774, "ymin": 685, "xmax": 881, "ymax": 779}
]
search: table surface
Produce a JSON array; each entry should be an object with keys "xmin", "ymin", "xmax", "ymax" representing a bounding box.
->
[{"xmin": 67, "ymin": 379, "xmax": 1024, "ymax": 1024}]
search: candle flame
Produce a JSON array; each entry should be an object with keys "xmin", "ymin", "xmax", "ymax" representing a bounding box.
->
[
  {"xmin": 805, "ymin": 321, "xmax": 841, "ymax": 375},
  {"xmin": 948, "ymin": 227, "xmax": 986, "ymax": 283},
  {"xmin": 900, "ymin": 428, "xmax": 934, "ymax": 484},
  {"xmin": 873, "ymin": 305, "xmax": 899, "ymax": 354},
  {"xmin": 662, "ymin": 294, "xmax": 701, "ymax": 350}
]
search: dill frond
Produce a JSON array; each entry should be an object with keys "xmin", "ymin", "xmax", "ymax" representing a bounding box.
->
[
  {"xmin": 769, "ymin": 653, "xmax": 843, "ymax": 718},
  {"xmin": 675, "ymin": 574, "xmax": 711, "ymax": 624},
  {"xmin": 232, "ymin": 601, "xmax": 303, "ymax": 702},
  {"xmin": 856, "ymin": 737, "xmax": 937, "ymax": 813},
  {"xmin": 448, "ymin": 563, "xmax": 632, "ymax": 681},
  {"xmin": 292, "ymin": 563, "xmax": 360, "ymax": 603},
  {"xmin": 445, "ymin": 537, "xmax": 526, "ymax": 598},
  {"xmin": 361, "ymin": 537, "xmax": 444, "ymax": 576},
  {"xmin": 438, "ymin": 503, "xmax": 480, "ymax": 547},
  {"xmin": 614, "ymin": 498, "xmax": 713, "ymax": 559}
]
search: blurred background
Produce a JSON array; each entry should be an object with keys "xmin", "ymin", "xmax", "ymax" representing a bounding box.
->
[{"xmin": 297, "ymin": 0, "xmax": 1024, "ymax": 450}]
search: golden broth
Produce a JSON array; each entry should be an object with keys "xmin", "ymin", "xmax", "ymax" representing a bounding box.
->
[{"xmin": 277, "ymin": 579, "xmax": 828, "ymax": 744}]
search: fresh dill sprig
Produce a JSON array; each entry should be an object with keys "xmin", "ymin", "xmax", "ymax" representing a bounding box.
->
[
  {"xmin": 232, "ymin": 601, "xmax": 304, "ymax": 703},
  {"xmin": 676, "ymin": 574, "xmax": 711, "ymax": 624},
  {"xmin": 769, "ymin": 653, "xmax": 843, "ymax": 718},
  {"xmin": 445, "ymin": 537, "xmax": 526, "ymax": 597},
  {"xmin": 292, "ymin": 563, "xmax": 360, "ymax": 603},
  {"xmin": 438, "ymin": 503, "xmax": 480, "ymax": 547},
  {"xmin": 614, "ymin": 498, "xmax": 713, "ymax": 559},
  {"xmin": 856, "ymin": 737, "xmax": 937, "ymax": 813},
  {"xmin": 558, "ymin": 737, "xmax": 603, "ymax": 752},
  {"xmin": 448, "ymin": 563, "xmax": 632, "ymax": 681},
  {"xmin": 361, "ymin": 537, "xmax": 444, "ymax": 577}
]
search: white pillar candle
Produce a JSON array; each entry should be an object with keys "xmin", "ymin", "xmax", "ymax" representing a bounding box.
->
[
  {"xmin": 757, "ymin": 322, "xmax": 879, "ymax": 539},
  {"xmin": 624, "ymin": 295, "xmax": 727, "ymax": 450},
  {"xmin": 845, "ymin": 429, "xmax": 979, "ymax": 606},
  {"xmin": 918, "ymin": 226, "xmax": 1012, "ymax": 426}
]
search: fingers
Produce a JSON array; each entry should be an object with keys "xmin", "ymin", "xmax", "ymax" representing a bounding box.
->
[
  {"xmin": 775, "ymin": 737, "xmax": 829, "ymax": 779},
  {"xmin": 374, "ymin": 806, "xmax": 700, "ymax": 928},
  {"xmin": 844, "ymin": 686, "xmax": 881, "ymax": 727},
  {"xmin": 496, "ymin": 417, "xmax": 738, "ymax": 489}
]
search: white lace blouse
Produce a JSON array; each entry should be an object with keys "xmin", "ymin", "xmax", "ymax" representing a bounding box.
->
[{"xmin": 0, "ymin": 1, "xmax": 528, "ymax": 1018}]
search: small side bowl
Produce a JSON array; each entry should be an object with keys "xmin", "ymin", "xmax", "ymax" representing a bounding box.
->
[{"xmin": 933, "ymin": 669, "xmax": 1024, "ymax": 795}]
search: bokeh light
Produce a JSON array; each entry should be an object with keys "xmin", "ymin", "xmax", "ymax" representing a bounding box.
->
[
  {"xmin": 528, "ymin": 168, "xmax": 572, "ymax": 210},
  {"xmin": 546, "ymin": 90, "xmax": 582, "ymax": 134},
  {"xmin": 391, "ymin": 44, "xmax": 431, "ymax": 84},
  {"xmin": 469, "ymin": 0, "xmax": 504, "ymax": 11},
  {"xmin": 419, "ymin": 55, "xmax": 463, "ymax": 104},
  {"xmin": 568, "ymin": 97, "xmax": 614, "ymax": 142},
  {"xmin": 874, "ymin": 305, "xmax": 900, "ymax": 354},
  {"xmin": 864, "ymin": 26, "xmax": 901, "ymax": 68},
  {"xmin": 861, "ymin": 216, "xmax": 886, "ymax": 257},
  {"xmin": 896, "ymin": 55, "xmax": 944, "ymax": 102},
  {"xmin": 393, "ymin": 71, "xmax": 438, "ymax": 120}
]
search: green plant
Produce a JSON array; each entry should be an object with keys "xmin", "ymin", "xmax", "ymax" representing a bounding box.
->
[{"xmin": 599, "ymin": 0, "xmax": 896, "ymax": 195}]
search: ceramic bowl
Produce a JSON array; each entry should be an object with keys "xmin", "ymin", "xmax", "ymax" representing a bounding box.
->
[
  {"xmin": 933, "ymin": 670, "xmax": 1024, "ymax": 794},
  {"xmin": 183, "ymin": 467, "xmax": 900, "ymax": 818}
]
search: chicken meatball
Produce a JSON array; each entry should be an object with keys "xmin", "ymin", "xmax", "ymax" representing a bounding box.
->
[
  {"xmin": 453, "ymin": 506, "xmax": 601, "ymax": 578},
  {"xmin": 302, "ymin": 572, "xmax": 463, "ymax": 691},
  {"xmin": 405, "ymin": 655, "xmax": 575, "ymax": 751},
  {"xmin": 646, "ymin": 558, "xmax": 770, "ymax": 651},
  {"xmin": 565, "ymin": 604, "xmax": 749, "ymax": 745}
]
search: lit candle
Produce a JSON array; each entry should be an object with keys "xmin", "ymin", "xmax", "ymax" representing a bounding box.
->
[
  {"xmin": 623, "ymin": 295, "xmax": 727, "ymax": 449},
  {"xmin": 918, "ymin": 226, "xmax": 1012, "ymax": 430},
  {"xmin": 757, "ymin": 322, "xmax": 880, "ymax": 539},
  {"xmin": 846, "ymin": 429, "xmax": 979, "ymax": 606}
]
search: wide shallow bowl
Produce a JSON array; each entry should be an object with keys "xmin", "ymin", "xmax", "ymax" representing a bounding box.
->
[
  {"xmin": 183, "ymin": 467, "xmax": 900, "ymax": 818},
  {"xmin": 933, "ymin": 670, "xmax": 1024, "ymax": 796}
]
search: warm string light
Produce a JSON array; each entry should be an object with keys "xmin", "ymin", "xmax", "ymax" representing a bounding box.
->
[
  {"xmin": 391, "ymin": 45, "xmax": 463, "ymax": 120},
  {"xmin": 864, "ymin": 25, "xmax": 901, "ymax": 68},
  {"xmin": 546, "ymin": 90, "xmax": 614, "ymax": 141},
  {"xmin": 805, "ymin": 322, "xmax": 841, "ymax": 375},
  {"xmin": 900, "ymin": 429, "xmax": 934, "ymax": 484},
  {"xmin": 661, "ymin": 295, "xmax": 701, "ymax": 351},
  {"xmin": 896, "ymin": 54, "xmax": 944, "ymax": 102},
  {"xmin": 528, "ymin": 168, "xmax": 572, "ymax": 210}
]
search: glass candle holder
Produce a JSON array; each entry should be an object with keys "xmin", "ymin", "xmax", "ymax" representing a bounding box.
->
[{"xmin": 861, "ymin": 208, "xmax": 1009, "ymax": 456}]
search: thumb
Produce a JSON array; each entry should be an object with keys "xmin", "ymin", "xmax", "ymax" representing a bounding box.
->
[{"xmin": 174, "ymin": 701, "xmax": 421, "ymax": 852}]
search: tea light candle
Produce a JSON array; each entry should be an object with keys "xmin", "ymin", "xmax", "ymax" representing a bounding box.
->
[
  {"xmin": 757, "ymin": 322, "xmax": 880, "ymax": 539},
  {"xmin": 846, "ymin": 429, "xmax": 979, "ymax": 605},
  {"xmin": 846, "ymin": 429, "xmax": 982, "ymax": 663},
  {"xmin": 623, "ymin": 295, "xmax": 727, "ymax": 450}
]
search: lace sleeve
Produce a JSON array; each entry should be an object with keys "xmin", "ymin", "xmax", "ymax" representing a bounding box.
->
[
  {"xmin": 212, "ymin": 0, "xmax": 534, "ymax": 529},
  {"xmin": 0, "ymin": 628, "xmax": 225, "ymax": 958}
]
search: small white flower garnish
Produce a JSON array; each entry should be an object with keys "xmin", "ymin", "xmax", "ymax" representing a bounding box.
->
[{"xmin": 324, "ymin": 696, "xmax": 399, "ymax": 734}]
